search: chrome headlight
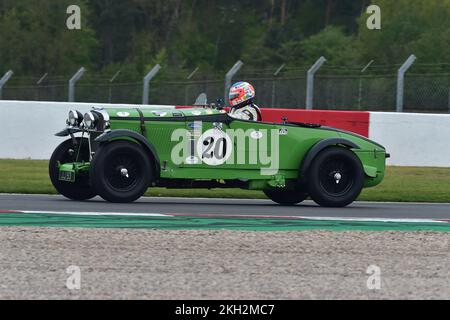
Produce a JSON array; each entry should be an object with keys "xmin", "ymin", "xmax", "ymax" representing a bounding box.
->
[
  {"xmin": 68, "ymin": 110, "xmax": 83, "ymax": 127},
  {"xmin": 83, "ymin": 112, "xmax": 98, "ymax": 130},
  {"xmin": 95, "ymin": 109, "xmax": 110, "ymax": 131}
]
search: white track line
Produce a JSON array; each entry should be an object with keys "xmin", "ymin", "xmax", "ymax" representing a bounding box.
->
[
  {"xmin": 294, "ymin": 216, "xmax": 448, "ymax": 224},
  {"xmin": 9, "ymin": 210, "xmax": 449, "ymax": 224},
  {"xmin": 172, "ymin": 213, "xmax": 448, "ymax": 224},
  {"xmin": 20, "ymin": 210, "xmax": 172, "ymax": 217}
]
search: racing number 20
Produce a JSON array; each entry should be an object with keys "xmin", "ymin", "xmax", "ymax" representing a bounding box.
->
[
  {"xmin": 197, "ymin": 129, "xmax": 232, "ymax": 166},
  {"xmin": 202, "ymin": 136, "xmax": 227, "ymax": 160}
]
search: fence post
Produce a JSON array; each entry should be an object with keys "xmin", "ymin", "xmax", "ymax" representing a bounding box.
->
[
  {"xmin": 37, "ymin": 73, "xmax": 48, "ymax": 85},
  {"xmin": 224, "ymin": 60, "xmax": 244, "ymax": 105},
  {"xmin": 396, "ymin": 54, "xmax": 416, "ymax": 112},
  {"xmin": 358, "ymin": 60, "xmax": 374, "ymax": 110},
  {"xmin": 108, "ymin": 70, "xmax": 121, "ymax": 103},
  {"xmin": 185, "ymin": 67, "xmax": 199, "ymax": 105},
  {"xmin": 36, "ymin": 73, "xmax": 48, "ymax": 101},
  {"xmin": 306, "ymin": 57, "xmax": 326, "ymax": 110},
  {"xmin": 68, "ymin": 67, "xmax": 86, "ymax": 102},
  {"xmin": 142, "ymin": 64, "xmax": 161, "ymax": 105},
  {"xmin": 448, "ymin": 87, "xmax": 450, "ymax": 114},
  {"xmin": 0, "ymin": 70, "xmax": 14, "ymax": 100},
  {"xmin": 272, "ymin": 64, "xmax": 285, "ymax": 108}
]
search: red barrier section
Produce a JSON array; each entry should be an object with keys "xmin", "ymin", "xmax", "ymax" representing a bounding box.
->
[
  {"xmin": 175, "ymin": 106, "xmax": 370, "ymax": 137},
  {"xmin": 261, "ymin": 109, "xmax": 370, "ymax": 137}
]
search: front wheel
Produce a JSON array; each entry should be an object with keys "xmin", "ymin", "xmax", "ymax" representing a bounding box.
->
[
  {"xmin": 307, "ymin": 147, "xmax": 364, "ymax": 208},
  {"xmin": 90, "ymin": 141, "xmax": 153, "ymax": 203},
  {"xmin": 264, "ymin": 189, "xmax": 308, "ymax": 206},
  {"xmin": 49, "ymin": 138, "xmax": 97, "ymax": 201}
]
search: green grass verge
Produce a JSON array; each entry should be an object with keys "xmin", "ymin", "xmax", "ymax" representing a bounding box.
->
[{"xmin": 1, "ymin": 159, "xmax": 450, "ymax": 203}]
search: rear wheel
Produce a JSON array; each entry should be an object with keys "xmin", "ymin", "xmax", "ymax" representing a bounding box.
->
[
  {"xmin": 90, "ymin": 141, "xmax": 152, "ymax": 203},
  {"xmin": 264, "ymin": 189, "xmax": 308, "ymax": 206},
  {"xmin": 307, "ymin": 147, "xmax": 364, "ymax": 207},
  {"xmin": 49, "ymin": 138, "xmax": 96, "ymax": 201}
]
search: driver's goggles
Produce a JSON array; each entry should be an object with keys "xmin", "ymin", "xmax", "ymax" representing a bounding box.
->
[{"xmin": 229, "ymin": 92, "xmax": 241, "ymax": 100}]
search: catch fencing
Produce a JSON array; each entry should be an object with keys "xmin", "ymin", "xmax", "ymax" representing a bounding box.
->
[{"xmin": 1, "ymin": 62, "xmax": 450, "ymax": 113}]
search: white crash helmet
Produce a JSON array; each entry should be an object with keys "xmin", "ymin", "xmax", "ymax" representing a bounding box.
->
[{"xmin": 229, "ymin": 82, "xmax": 256, "ymax": 108}]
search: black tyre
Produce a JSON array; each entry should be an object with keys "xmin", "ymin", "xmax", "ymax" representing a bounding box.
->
[
  {"xmin": 264, "ymin": 189, "xmax": 308, "ymax": 206},
  {"xmin": 307, "ymin": 147, "xmax": 364, "ymax": 208},
  {"xmin": 49, "ymin": 138, "xmax": 97, "ymax": 201},
  {"xmin": 90, "ymin": 141, "xmax": 152, "ymax": 203}
]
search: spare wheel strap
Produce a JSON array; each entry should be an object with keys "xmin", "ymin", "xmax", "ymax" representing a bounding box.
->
[{"xmin": 136, "ymin": 108, "xmax": 147, "ymax": 136}]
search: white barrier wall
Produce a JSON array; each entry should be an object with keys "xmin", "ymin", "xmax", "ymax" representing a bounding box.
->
[
  {"xmin": 369, "ymin": 112, "xmax": 450, "ymax": 167},
  {"xmin": 1, "ymin": 101, "xmax": 450, "ymax": 167},
  {"xmin": 0, "ymin": 100, "xmax": 174, "ymax": 160}
]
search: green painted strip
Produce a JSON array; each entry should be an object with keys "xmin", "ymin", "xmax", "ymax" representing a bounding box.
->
[{"xmin": 1, "ymin": 213, "xmax": 450, "ymax": 231}]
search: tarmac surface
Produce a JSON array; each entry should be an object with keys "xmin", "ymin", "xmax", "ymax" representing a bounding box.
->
[{"xmin": 1, "ymin": 194, "xmax": 450, "ymax": 220}]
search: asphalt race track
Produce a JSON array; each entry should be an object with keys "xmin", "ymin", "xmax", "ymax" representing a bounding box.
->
[{"xmin": 1, "ymin": 194, "xmax": 450, "ymax": 221}]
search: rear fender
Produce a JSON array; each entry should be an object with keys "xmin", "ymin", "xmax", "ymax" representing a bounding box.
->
[{"xmin": 299, "ymin": 138, "xmax": 360, "ymax": 182}]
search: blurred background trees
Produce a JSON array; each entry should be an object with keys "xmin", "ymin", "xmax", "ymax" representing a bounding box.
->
[{"xmin": 0, "ymin": 0, "xmax": 450, "ymax": 77}]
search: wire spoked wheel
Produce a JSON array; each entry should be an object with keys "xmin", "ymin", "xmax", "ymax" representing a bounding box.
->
[
  {"xmin": 307, "ymin": 147, "xmax": 364, "ymax": 207},
  {"xmin": 90, "ymin": 141, "xmax": 153, "ymax": 203}
]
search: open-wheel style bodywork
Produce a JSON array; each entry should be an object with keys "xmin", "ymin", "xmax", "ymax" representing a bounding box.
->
[{"xmin": 50, "ymin": 107, "xmax": 388, "ymax": 207}]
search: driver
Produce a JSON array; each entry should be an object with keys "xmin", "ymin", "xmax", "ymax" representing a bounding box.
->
[{"xmin": 228, "ymin": 82, "xmax": 262, "ymax": 121}]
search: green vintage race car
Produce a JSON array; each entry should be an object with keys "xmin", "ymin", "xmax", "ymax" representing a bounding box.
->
[{"xmin": 49, "ymin": 107, "xmax": 388, "ymax": 207}]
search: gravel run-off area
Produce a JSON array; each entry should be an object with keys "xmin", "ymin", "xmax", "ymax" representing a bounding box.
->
[{"xmin": 0, "ymin": 227, "xmax": 449, "ymax": 300}]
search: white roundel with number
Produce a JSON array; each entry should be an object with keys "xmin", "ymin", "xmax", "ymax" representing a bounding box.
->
[
  {"xmin": 197, "ymin": 129, "xmax": 232, "ymax": 166},
  {"xmin": 116, "ymin": 111, "xmax": 130, "ymax": 117}
]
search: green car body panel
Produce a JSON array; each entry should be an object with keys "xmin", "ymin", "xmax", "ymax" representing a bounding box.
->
[
  {"xmin": 52, "ymin": 106, "xmax": 388, "ymax": 205},
  {"xmin": 57, "ymin": 107, "xmax": 386, "ymax": 190}
]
